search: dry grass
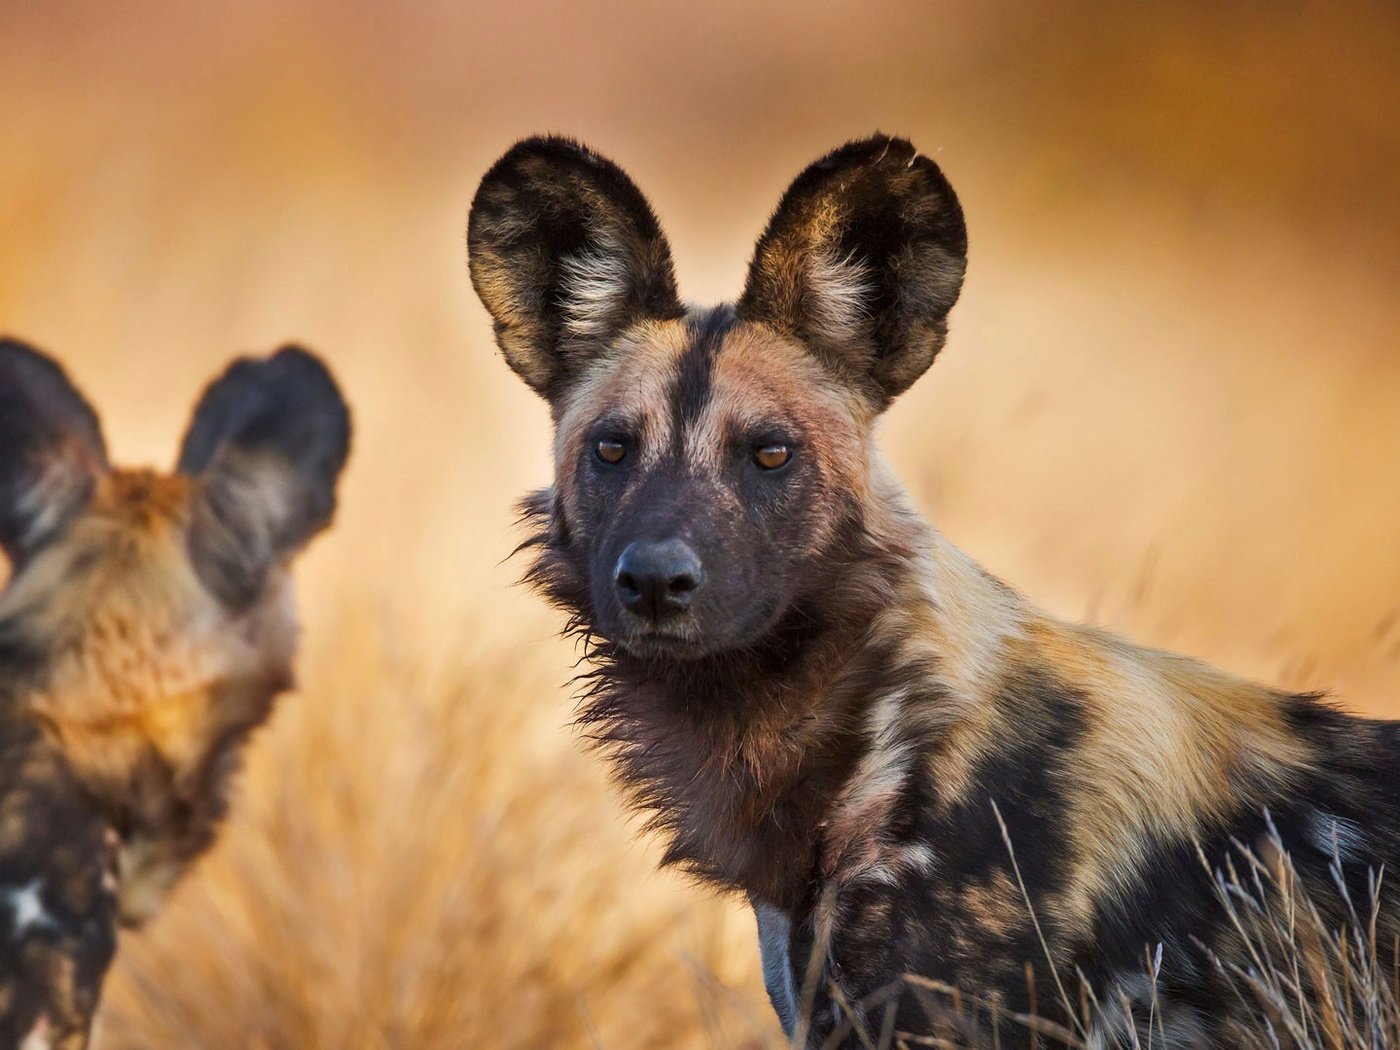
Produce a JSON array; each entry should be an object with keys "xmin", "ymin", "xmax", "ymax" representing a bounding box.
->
[
  {"xmin": 801, "ymin": 821, "xmax": 1400, "ymax": 1048},
  {"xmin": 1201, "ymin": 830, "xmax": 1400, "ymax": 1048},
  {"xmin": 0, "ymin": 2, "xmax": 1396, "ymax": 1046}
]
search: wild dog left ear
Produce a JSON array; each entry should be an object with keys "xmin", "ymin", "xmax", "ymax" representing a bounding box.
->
[
  {"xmin": 467, "ymin": 136, "xmax": 684, "ymax": 402},
  {"xmin": 0, "ymin": 339, "xmax": 110, "ymax": 568},
  {"xmin": 177, "ymin": 347, "xmax": 351, "ymax": 610},
  {"xmin": 738, "ymin": 135, "xmax": 968, "ymax": 407}
]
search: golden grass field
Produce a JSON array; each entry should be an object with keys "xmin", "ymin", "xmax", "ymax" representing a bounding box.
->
[{"xmin": 1, "ymin": 2, "xmax": 1397, "ymax": 1045}]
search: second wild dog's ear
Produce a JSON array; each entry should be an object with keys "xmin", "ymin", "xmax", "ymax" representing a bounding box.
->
[
  {"xmin": 0, "ymin": 339, "xmax": 109, "ymax": 568},
  {"xmin": 738, "ymin": 135, "xmax": 968, "ymax": 408},
  {"xmin": 178, "ymin": 346, "xmax": 351, "ymax": 609},
  {"xmin": 467, "ymin": 136, "xmax": 684, "ymax": 401}
]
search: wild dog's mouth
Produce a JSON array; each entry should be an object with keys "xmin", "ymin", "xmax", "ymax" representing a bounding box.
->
[
  {"xmin": 607, "ymin": 617, "xmax": 712, "ymax": 661},
  {"xmin": 601, "ymin": 594, "xmax": 794, "ymax": 662}
]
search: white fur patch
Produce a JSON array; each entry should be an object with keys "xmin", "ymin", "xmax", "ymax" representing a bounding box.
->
[
  {"xmin": 805, "ymin": 248, "xmax": 870, "ymax": 345},
  {"xmin": 559, "ymin": 240, "xmax": 631, "ymax": 338},
  {"xmin": 1312, "ymin": 811, "xmax": 1367, "ymax": 862},
  {"xmin": 16, "ymin": 459, "xmax": 81, "ymax": 552},
  {"xmin": 831, "ymin": 687, "xmax": 940, "ymax": 885},
  {"xmin": 6, "ymin": 879, "xmax": 54, "ymax": 939},
  {"xmin": 18, "ymin": 1016, "xmax": 51, "ymax": 1050}
]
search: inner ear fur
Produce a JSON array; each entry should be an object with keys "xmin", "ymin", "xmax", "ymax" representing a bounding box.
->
[
  {"xmin": 0, "ymin": 338, "xmax": 110, "ymax": 568},
  {"xmin": 178, "ymin": 346, "xmax": 351, "ymax": 609},
  {"xmin": 738, "ymin": 134, "xmax": 968, "ymax": 406},
  {"xmin": 467, "ymin": 136, "xmax": 683, "ymax": 401}
]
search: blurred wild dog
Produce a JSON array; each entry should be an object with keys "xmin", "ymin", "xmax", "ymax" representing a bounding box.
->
[
  {"xmin": 0, "ymin": 342, "xmax": 350, "ymax": 1048},
  {"xmin": 468, "ymin": 135, "xmax": 1400, "ymax": 1047}
]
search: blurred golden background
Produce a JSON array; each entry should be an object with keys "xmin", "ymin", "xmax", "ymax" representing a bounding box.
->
[{"xmin": 1, "ymin": 2, "xmax": 1397, "ymax": 1045}]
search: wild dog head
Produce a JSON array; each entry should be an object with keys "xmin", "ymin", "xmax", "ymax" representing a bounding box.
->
[
  {"xmin": 469, "ymin": 135, "xmax": 966, "ymax": 659},
  {"xmin": 0, "ymin": 340, "xmax": 351, "ymax": 922}
]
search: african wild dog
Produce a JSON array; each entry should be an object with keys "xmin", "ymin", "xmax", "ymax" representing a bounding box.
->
[
  {"xmin": 468, "ymin": 135, "xmax": 1400, "ymax": 1047},
  {"xmin": 0, "ymin": 341, "xmax": 350, "ymax": 1048}
]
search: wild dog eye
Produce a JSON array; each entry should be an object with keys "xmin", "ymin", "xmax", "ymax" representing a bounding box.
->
[
  {"xmin": 595, "ymin": 438, "xmax": 627, "ymax": 465},
  {"xmin": 752, "ymin": 443, "xmax": 792, "ymax": 471}
]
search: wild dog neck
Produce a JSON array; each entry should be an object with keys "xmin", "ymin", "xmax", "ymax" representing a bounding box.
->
[{"xmin": 529, "ymin": 459, "xmax": 1004, "ymax": 909}]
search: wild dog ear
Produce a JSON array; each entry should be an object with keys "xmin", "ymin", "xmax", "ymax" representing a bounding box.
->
[
  {"xmin": 467, "ymin": 136, "xmax": 684, "ymax": 401},
  {"xmin": 178, "ymin": 346, "xmax": 351, "ymax": 609},
  {"xmin": 738, "ymin": 135, "xmax": 968, "ymax": 407},
  {"xmin": 0, "ymin": 339, "xmax": 110, "ymax": 568}
]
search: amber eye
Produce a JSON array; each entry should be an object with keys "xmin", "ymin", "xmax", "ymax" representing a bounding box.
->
[
  {"xmin": 595, "ymin": 438, "xmax": 627, "ymax": 465},
  {"xmin": 753, "ymin": 443, "xmax": 792, "ymax": 471}
]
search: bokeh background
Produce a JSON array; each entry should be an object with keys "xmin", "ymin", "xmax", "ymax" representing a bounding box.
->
[{"xmin": 2, "ymin": 2, "xmax": 1397, "ymax": 1045}]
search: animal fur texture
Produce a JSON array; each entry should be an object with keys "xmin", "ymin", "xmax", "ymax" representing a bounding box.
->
[
  {"xmin": 468, "ymin": 134, "xmax": 1400, "ymax": 1047},
  {"xmin": 0, "ymin": 341, "xmax": 350, "ymax": 1048}
]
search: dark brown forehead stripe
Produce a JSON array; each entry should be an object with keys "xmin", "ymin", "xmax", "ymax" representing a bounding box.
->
[{"xmin": 671, "ymin": 305, "xmax": 738, "ymax": 436}]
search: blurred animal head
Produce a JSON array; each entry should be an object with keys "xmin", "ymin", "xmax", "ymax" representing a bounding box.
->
[
  {"xmin": 469, "ymin": 134, "xmax": 966, "ymax": 658},
  {"xmin": 0, "ymin": 340, "xmax": 351, "ymax": 923}
]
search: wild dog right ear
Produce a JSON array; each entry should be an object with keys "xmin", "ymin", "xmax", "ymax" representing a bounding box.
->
[
  {"xmin": 178, "ymin": 347, "xmax": 351, "ymax": 610},
  {"xmin": 738, "ymin": 135, "xmax": 968, "ymax": 408},
  {"xmin": 467, "ymin": 136, "xmax": 684, "ymax": 401},
  {"xmin": 0, "ymin": 339, "xmax": 110, "ymax": 568}
]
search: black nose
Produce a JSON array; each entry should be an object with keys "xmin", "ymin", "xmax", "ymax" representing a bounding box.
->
[{"xmin": 614, "ymin": 539, "xmax": 704, "ymax": 620}]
